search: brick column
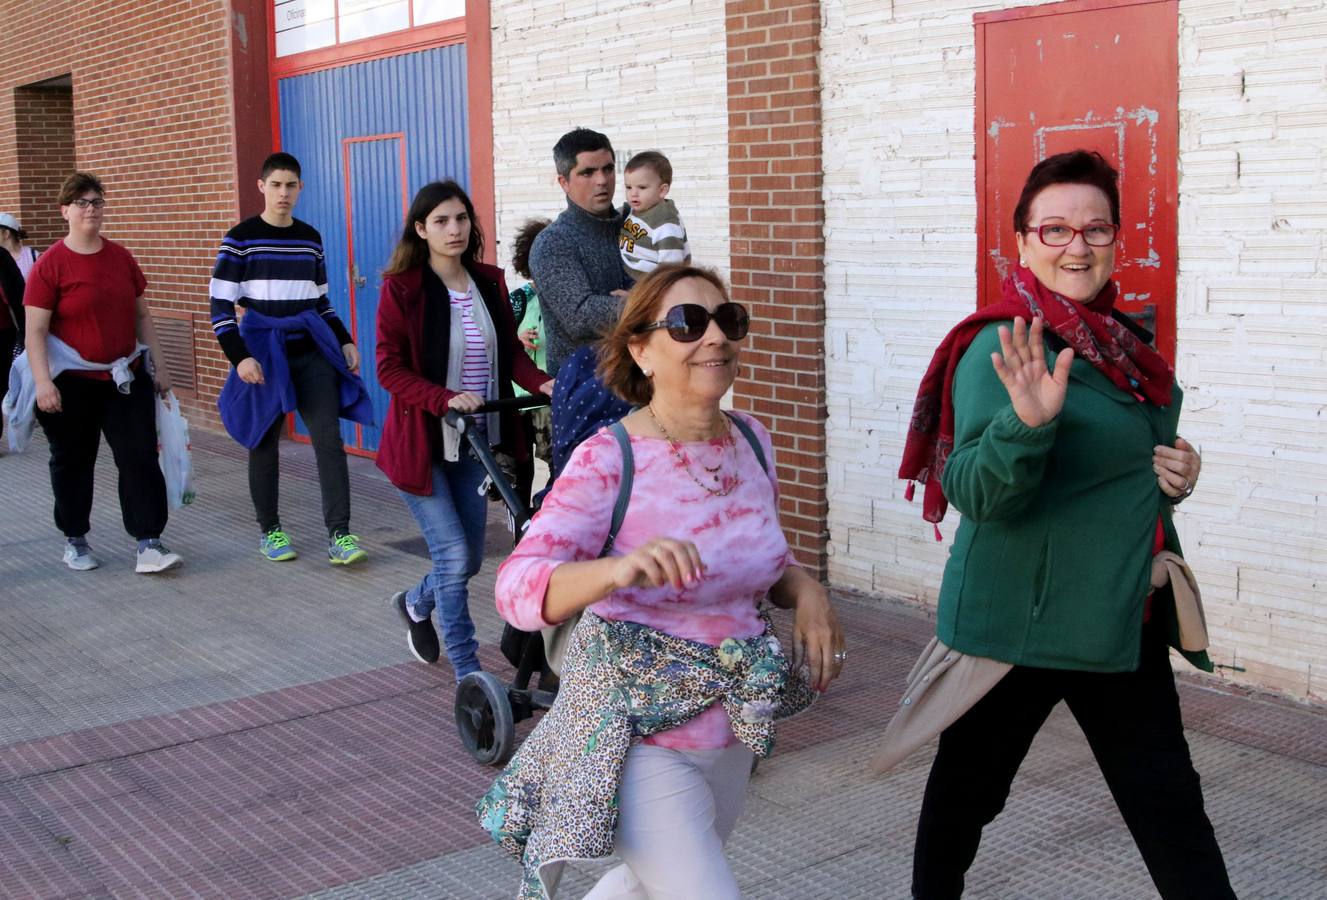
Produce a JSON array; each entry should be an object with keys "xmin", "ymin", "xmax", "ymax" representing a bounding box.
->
[{"xmin": 725, "ymin": 0, "xmax": 827, "ymax": 575}]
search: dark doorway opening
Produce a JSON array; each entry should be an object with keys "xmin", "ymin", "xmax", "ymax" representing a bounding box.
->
[{"xmin": 13, "ymin": 76, "xmax": 75, "ymax": 254}]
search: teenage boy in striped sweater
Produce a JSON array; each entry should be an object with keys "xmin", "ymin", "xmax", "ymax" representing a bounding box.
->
[{"xmin": 210, "ymin": 152, "xmax": 373, "ymax": 565}]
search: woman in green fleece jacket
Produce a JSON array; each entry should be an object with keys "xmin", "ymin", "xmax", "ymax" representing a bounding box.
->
[{"xmin": 897, "ymin": 151, "xmax": 1235, "ymax": 900}]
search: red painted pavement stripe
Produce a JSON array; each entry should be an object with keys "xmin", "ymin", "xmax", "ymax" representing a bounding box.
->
[{"xmin": 1, "ymin": 600, "xmax": 1323, "ymax": 899}]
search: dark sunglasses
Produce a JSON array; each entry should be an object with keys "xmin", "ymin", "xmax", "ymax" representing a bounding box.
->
[{"xmin": 634, "ymin": 302, "xmax": 750, "ymax": 342}]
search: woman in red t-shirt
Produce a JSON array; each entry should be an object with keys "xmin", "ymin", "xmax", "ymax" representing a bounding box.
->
[{"xmin": 23, "ymin": 172, "xmax": 183, "ymax": 574}]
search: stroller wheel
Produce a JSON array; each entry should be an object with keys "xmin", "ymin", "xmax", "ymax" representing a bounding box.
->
[{"xmin": 455, "ymin": 672, "xmax": 516, "ymax": 766}]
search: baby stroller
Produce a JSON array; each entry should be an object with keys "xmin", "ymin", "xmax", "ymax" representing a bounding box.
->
[
  {"xmin": 446, "ymin": 394, "xmax": 558, "ymax": 767},
  {"xmin": 449, "ymin": 349, "xmax": 634, "ymax": 767}
]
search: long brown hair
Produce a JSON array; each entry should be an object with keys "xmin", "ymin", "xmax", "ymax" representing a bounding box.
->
[{"xmin": 383, "ymin": 180, "xmax": 485, "ymax": 276}]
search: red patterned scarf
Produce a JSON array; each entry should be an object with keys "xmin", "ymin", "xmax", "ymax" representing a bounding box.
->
[{"xmin": 898, "ymin": 266, "xmax": 1174, "ymax": 530}]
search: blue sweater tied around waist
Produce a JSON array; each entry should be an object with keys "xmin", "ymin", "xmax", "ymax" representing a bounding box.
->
[{"xmin": 217, "ymin": 307, "xmax": 374, "ymax": 449}]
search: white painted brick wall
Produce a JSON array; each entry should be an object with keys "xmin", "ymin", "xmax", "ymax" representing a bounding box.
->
[
  {"xmin": 822, "ymin": 0, "xmax": 1327, "ymax": 700},
  {"xmin": 489, "ymin": 0, "xmax": 730, "ymax": 285}
]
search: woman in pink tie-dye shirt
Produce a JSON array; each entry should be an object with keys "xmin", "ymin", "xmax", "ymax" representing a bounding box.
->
[{"xmin": 493, "ymin": 265, "xmax": 844, "ymax": 899}]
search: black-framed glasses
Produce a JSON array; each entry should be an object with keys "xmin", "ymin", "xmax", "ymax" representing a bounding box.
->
[
  {"xmin": 634, "ymin": 302, "xmax": 750, "ymax": 342},
  {"xmin": 1026, "ymin": 222, "xmax": 1118, "ymax": 247},
  {"xmin": 72, "ymin": 198, "xmax": 106, "ymax": 210}
]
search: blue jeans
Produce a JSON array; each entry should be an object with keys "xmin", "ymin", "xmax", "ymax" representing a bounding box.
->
[{"xmin": 399, "ymin": 454, "xmax": 488, "ymax": 678}]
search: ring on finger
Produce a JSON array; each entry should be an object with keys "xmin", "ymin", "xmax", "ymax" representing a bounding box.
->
[{"xmin": 833, "ymin": 649, "xmax": 847, "ymax": 663}]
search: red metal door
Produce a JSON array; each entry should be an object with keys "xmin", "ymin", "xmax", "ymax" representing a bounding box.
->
[{"xmin": 976, "ymin": 0, "xmax": 1179, "ymax": 361}]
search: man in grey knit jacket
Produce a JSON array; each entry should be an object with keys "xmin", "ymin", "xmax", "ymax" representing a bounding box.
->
[{"xmin": 528, "ymin": 128, "xmax": 632, "ymax": 375}]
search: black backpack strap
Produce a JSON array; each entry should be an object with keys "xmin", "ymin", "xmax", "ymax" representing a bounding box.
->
[
  {"xmin": 725, "ymin": 411, "xmax": 769, "ymax": 477},
  {"xmin": 601, "ymin": 420, "xmax": 635, "ymax": 556}
]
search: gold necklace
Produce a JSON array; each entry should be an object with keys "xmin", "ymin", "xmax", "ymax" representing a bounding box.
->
[{"xmin": 647, "ymin": 406, "xmax": 741, "ymax": 497}]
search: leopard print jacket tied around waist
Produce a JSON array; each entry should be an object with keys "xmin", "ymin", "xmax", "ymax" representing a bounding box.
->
[{"xmin": 476, "ymin": 609, "xmax": 816, "ymax": 899}]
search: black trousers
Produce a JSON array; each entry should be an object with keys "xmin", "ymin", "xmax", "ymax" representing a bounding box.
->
[
  {"xmin": 913, "ymin": 623, "xmax": 1236, "ymax": 900},
  {"xmin": 248, "ymin": 346, "xmax": 350, "ymax": 537},
  {"xmin": 0, "ymin": 329, "xmax": 14, "ymax": 442},
  {"xmin": 34, "ymin": 367, "xmax": 168, "ymax": 540}
]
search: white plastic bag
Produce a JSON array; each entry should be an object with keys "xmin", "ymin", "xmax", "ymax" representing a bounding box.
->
[{"xmin": 156, "ymin": 392, "xmax": 195, "ymax": 509}]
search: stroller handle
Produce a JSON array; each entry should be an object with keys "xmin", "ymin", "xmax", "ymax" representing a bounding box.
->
[
  {"xmin": 443, "ymin": 392, "xmax": 552, "ymax": 427},
  {"xmin": 444, "ymin": 394, "xmax": 551, "ymax": 428},
  {"xmin": 445, "ymin": 394, "xmax": 550, "ymax": 538}
]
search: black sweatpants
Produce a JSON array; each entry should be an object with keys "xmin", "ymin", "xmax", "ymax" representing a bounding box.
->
[
  {"xmin": 34, "ymin": 367, "xmax": 168, "ymax": 540},
  {"xmin": 912, "ymin": 623, "xmax": 1236, "ymax": 900},
  {"xmin": 248, "ymin": 346, "xmax": 350, "ymax": 537},
  {"xmin": 0, "ymin": 329, "xmax": 14, "ymax": 443}
]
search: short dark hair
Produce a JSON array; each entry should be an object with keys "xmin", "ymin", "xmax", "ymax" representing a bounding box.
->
[
  {"xmin": 511, "ymin": 218, "xmax": 550, "ymax": 281},
  {"xmin": 384, "ymin": 179, "xmax": 485, "ymax": 276},
  {"xmin": 597, "ymin": 265, "xmax": 732, "ymax": 406},
  {"xmin": 553, "ymin": 128, "xmax": 613, "ymax": 178},
  {"xmin": 58, "ymin": 172, "xmax": 105, "ymax": 206},
  {"xmin": 260, "ymin": 152, "xmax": 302, "ymax": 180},
  {"xmin": 1013, "ymin": 150, "xmax": 1120, "ymax": 234},
  {"xmin": 624, "ymin": 151, "xmax": 673, "ymax": 185}
]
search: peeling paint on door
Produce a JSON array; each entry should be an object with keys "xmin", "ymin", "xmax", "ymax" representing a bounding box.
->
[{"xmin": 975, "ymin": 0, "xmax": 1179, "ymax": 361}]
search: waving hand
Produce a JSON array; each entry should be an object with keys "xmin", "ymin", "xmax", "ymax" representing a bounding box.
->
[{"xmin": 990, "ymin": 316, "xmax": 1074, "ymax": 428}]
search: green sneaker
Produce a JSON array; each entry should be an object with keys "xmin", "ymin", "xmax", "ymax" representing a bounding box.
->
[
  {"xmin": 328, "ymin": 531, "xmax": 367, "ymax": 566},
  {"xmin": 259, "ymin": 528, "xmax": 297, "ymax": 562}
]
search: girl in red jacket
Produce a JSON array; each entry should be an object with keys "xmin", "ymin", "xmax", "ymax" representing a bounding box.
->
[{"xmin": 375, "ymin": 180, "xmax": 552, "ymax": 677}]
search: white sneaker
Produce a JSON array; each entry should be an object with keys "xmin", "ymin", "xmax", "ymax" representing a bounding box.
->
[
  {"xmin": 135, "ymin": 542, "xmax": 182, "ymax": 574},
  {"xmin": 62, "ymin": 540, "xmax": 100, "ymax": 571}
]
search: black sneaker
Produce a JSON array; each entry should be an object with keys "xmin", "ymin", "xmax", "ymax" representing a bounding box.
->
[{"xmin": 393, "ymin": 591, "xmax": 439, "ymax": 664}]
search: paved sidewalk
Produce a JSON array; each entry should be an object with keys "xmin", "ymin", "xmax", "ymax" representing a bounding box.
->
[{"xmin": 1, "ymin": 427, "xmax": 1324, "ymax": 899}]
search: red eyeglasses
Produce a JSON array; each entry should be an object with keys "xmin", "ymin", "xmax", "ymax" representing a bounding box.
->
[{"xmin": 1026, "ymin": 223, "xmax": 1119, "ymax": 247}]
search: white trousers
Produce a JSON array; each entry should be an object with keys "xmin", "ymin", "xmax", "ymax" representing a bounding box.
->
[{"xmin": 580, "ymin": 742, "xmax": 755, "ymax": 900}]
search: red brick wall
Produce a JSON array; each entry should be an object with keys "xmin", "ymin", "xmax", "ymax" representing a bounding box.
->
[
  {"xmin": 0, "ymin": 0, "xmax": 266, "ymax": 420},
  {"xmin": 725, "ymin": 0, "xmax": 828, "ymax": 575},
  {"xmin": 230, "ymin": 0, "xmax": 274, "ymax": 224},
  {"xmin": 12, "ymin": 86, "xmax": 74, "ymax": 252}
]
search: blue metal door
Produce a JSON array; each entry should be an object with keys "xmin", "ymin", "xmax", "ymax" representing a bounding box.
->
[
  {"xmin": 277, "ymin": 44, "xmax": 471, "ymax": 452},
  {"xmin": 345, "ymin": 135, "xmax": 405, "ymax": 451}
]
